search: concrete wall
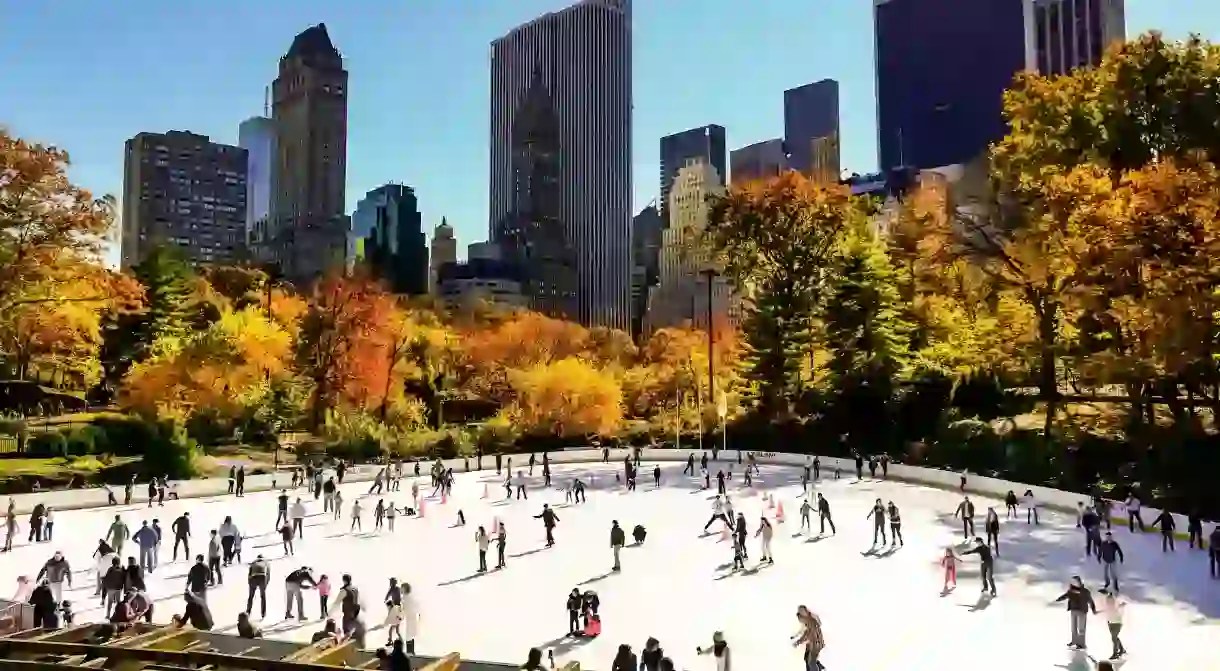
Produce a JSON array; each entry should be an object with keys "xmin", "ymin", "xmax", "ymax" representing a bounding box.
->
[{"xmin": 6, "ymin": 449, "xmax": 1197, "ymax": 542}]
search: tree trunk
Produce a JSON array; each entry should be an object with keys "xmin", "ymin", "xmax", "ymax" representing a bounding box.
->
[{"xmin": 1034, "ymin": 293, "xmax": 1059, "ymax": 447}]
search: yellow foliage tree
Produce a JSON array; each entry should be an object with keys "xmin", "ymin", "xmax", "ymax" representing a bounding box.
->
[{"xmin": 506, "ymin": 357, "xmax": 623, "ymax": 437}]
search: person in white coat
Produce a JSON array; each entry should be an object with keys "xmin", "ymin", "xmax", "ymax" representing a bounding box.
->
[
  {"xmin": 755, "ymin": 516, "xmax": 774, "ymax": 564},
  {"xmin": 398, "ymin": 582, "xmax": 420, "ymax": 654}
]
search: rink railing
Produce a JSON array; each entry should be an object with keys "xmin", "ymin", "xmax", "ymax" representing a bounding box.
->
[{"xmin": 1, "ymin": 447, "xmax": 1200, "ymax": 543}]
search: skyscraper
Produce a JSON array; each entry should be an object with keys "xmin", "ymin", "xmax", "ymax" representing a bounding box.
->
[
  {"xmin": 784, "ymin": 79, "xmax": 840, "ymax": 181},
  {"xmin": 350, "ymin": 184, "xmax": 428, "ymax": 296},
  {"xmin": 1033, "ymin": 0, "xmax": 1125, "ymax": 75},
  {"xmin": 630, "ymin": 203, "xmax": 661, "ymax": 339},
  {"xmin": 429, "ymin": 218, "xmax": 457, "ymax": 295},
  {"xmin": 874, "ymin": 0, "xmax": 1121, "ymax": 174},
  {"xmin": 730, "ymin": 139, "xmax": 789, "ymax": 185},
  {"xmin": 120, "ymin": 131, "xmax": 247, "ymax": 269},
  {"xmin": 270, "ymin": 23, "xmax": 349, "ymax": 283},
  {"xmin": 875, "ymin": 0, "xmax": 1033, "ymax": 172},
  {"xmin": 489, "ymin": 0, "xmax": 632, "ymax": 329},
  {"xmin": 659, "ymin": 125, "xmax": 726, "ymax": 226},
  {"xmin": 238, "ymin": 116, "xmax": 275, "ymax": 261}
]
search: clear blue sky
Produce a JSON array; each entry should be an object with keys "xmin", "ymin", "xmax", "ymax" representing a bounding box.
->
[{"xmin": 1, "ymin": 0, "xmax": 1216, "ymax": 266}]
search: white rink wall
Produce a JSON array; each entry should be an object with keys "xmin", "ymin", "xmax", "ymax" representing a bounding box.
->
[{"xmin": 3, "ymin": 447, "xmax": 1196, "ymax": 538}]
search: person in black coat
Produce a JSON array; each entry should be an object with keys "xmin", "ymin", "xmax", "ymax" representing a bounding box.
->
[
  {"xmin": 960, "ymin": 537, "xmax": 997, "ymax": 596},
  {"xmin": 640, "ymin": 637, "xmax": 664, "ymax": 671},
  {"xmin": 611, "ymin": 643, "xmax": 637, "ymax": 671},
  {"xmin": 1153, "ymin": 510, "xmax": 1176, "ymax": 552},
  {"xmin": 1053, "ymin": 576, "xmax": 1097, "ymax": 650},
  {"xmin": 124, "ymin": 557, "xmax": 145, "ymax": 592},
  {"xmin": 186, "ymin": 555, "xmax": 210, "ymax": 597},
  {"xmin": 534, "ymin": 504, "xmax": 559, "ymax": 547},
  {"xmin": 566, "ymin": 588, "xmax": 583, "ymax": 635},
  {"xmin": 29, "ymin": 580, "xmax": 58, "ymax": 629}
]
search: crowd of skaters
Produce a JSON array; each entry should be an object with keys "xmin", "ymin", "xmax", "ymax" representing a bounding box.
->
[{"xmin": 1, "ymin": 449, "xmax": 1216, "ymax": 670}]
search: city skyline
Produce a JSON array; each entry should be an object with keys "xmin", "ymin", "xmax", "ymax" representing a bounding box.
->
[{"xmin": 0, "ymin": 0, "xmax": 1212, "ymax": 268}]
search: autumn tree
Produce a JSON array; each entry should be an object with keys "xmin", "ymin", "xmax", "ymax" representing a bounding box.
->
[
  {"xmin": 706, "ymin": 171, "xmax": 874, "ymax": 418},
  {"xmin": 505, "ymin": 358, "xmax": 623, "ymax": 437},
  {"xmin": 0, "ymin": 130, "xmax": 114, "ymax": 311}
]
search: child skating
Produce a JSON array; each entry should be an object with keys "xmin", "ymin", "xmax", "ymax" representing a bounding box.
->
[{"xmin": 941, "ymin": 547, "xmax": 959, "ymax": 592}]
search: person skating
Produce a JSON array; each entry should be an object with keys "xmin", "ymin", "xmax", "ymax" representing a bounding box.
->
[
  {"xmin": 703, "ymin": 495, "xmax": 729, "ymax": 533},
  {"xmin": 171, "ymin": 513, "xmax": 190, "ymax": 561},
  {"xmin": 610, "ymin": 520, "xmax": 626, "ymax": 571},
  {"xmin": 398, "ymin": 581, "xmax": 419, "ymax": 653},
  {"xmin": 1210, "ymin": 524, "xmax": 1220, "ymax": 578},
  {"xmin": 853, "ymin": 451, "xmax": 864, "ymax": 480},
  {"xmin": 496, "ymin": 522, "xmax": 507, "ymax": 569},
  {"xmin": 332, "ymin": 490, "xmax": 344, "ymax": 521},
  {"xmin": 715, "ymin": 470, "xmax": 726, "ymax": 496},
  {"xmin": 101, "ymin": 557, "xmax": 126, "ymax": 617},
  {"xmin": 684, "ymin": 453, "xmax": 695, "ymax": 476},
  {"xmin": 373, "ymin": 499, "xmax": 385, "ymax": 531},
  {"xmin": 1124, "ymin": 494, "xmax": 1145, "ymax": 532},
  {"xmin": 801, "ymin": 466, "xmax": 810, "ymax": 493},
  {"xmin": 246, "ymin": 554, "xmax": 270, "ymax": 619},
  {"xmin": 695, "ymin": 631, "xmax": 732, "ymax": 670},
  {"xmin": 1053, "ymin": 576, "xmax": 1098, "ymax": 650},
  {"xmin": 543, "ymin": 462, "xmax": 552, "ymax": 488},
  {"xmin": 573, "ymin": 478, "xmax": 586, "ymax": 503},
  {"xmin": 291, "ymin": 498, "xmax": 306, "ymax": 539},
  {"xmin": 274, "ymin": 490, "xmax": 290, "ymax": 528},
  {"xmin": 817, "ymin": 493, "xmax": 835, "ymax": 535},
  {"xmin": 868, "ymin": 455, "xmax": 878, "ymax": 479},
  {"xmin": 885, "ymin": 501, "xmax": 903, "ymax": 546},
  {"xmin": 1153, "ymin": 509, "xmax": 1176, "ymax": 551},
  {"xmin": 1099, "ymin": 532, "xmax": 1124, "ymax": 592},
  {"xmin": 734, "ymin": 513, "xmax": 748, "ymax": 560},
  {"xmin": 124, "ymin": 556, "xmax": 145, "ymax": 592},
  {"xmin": 217, "ymin": 516, "xmax": 239, "ymax": 566},
  {"xmin": 207, "ymin": 530, "xmax": 223, "ymax": 585},
  {"xmin": 323, "ymin": 477, "xmax": 336, "ymax": 512},
  {"xmin": 4, "ymin": 510, "xmax": 17, "ymax": 551},
  {"xmin": 756, "ymin": 516, "xmax": 774, "ymax": 563},
  {"xmin": 330, "ymin": 574, "xmax": 363, "ymax": 637},
  {"xmin": 27, "ymin": 504, "xmax": 44, "ymax": 543},
  {"xmin": 236, "ymin": 466, "xmax": 246, "ymax": 496},
  {"xmin": 640, "ymin": 636, "xmax": 665, "ymax": 671},
  {"xmin": 867, "ymin": 498, "xmax": 887, "ymax": 546},
  {"xmin": 535, "ymin": 504, "xmax": 559, "ymax": 547},
  {"xmin": 793, "ymin": 605, "xmax": 826, "ymax": 671},
  {"xmin": 516, "ymin": 470, "xmax": 528, "ymax": 499},
  {"xmin": 1188, "ymin": 509, "xmax": 1204, "ymax": 549},
  {"xmin": 984, "ymin": 507, "xmax": 1000, "ymax": 557},
  {"xmin": 285, "ymin": 566, "xmax": 317, "ymax": 620},
  {"xmin": 350, "ymin": 499, "xmax": 363, "ymax": 532},
  {"xmin": 960, "ymin": 537, "xmax": 997, "ymax": 596},
  {"xmin": 504, "ymin": 473, "xmax": 513, "ymax": 500},
  {"xmin": 941, "ymin": 547, "xmax": 959, "ymax": 592},
  {"xmin": 107, "ymin": 515, "xmax": 130, "ymax": 556},
  {"xmin": 799, "ymin": 498, "xmax": 813, "ymax": 533},
  {"xmin": 611, "ymin": 643, "xmax": 638, "ymax": 671},
  {"xmin": 146, "ymin": 479, "xmax": 157, "ymax": 509},
  {"xmin": 653, "ymin": 464, "xmax": 661, "ymax": 487},
  {"xmin": 1098, "ymin": 589, "xmax": 1127, "ymax": 660},
  {"xmin": 954, "ymin": 496, "xmax": 976, "ymax": 539},
  {"xmin": 475, "ymin": 526, "xmax": 490, "ymax": 572},
  {"xmin": 723, "ymin": 496, "xmax": 736, "ymax": 529},
  {"xmin": 1021, "ymin": 489, "xmax": 1039, "ymax": 524},
  {"xmin": 529, "ymin": 453, "xmax": 536, "ymax": 476},
  {"xmin": 186, "ymin": 555, "xmax": 210, "ymax": 598},
  {"xmin": 279, "ymin": 519, "xmax": 294, "ymax": 556},
  {"xmin": 29, "ymin": 580, "xmax": 58, "ymax": 629},
  {"xmin": 133, "ymin": 521, "xmax": 158, "ymax": 574}
]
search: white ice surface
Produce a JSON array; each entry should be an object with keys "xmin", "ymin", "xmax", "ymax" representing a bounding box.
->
[{"xmin": 0, "ymin": 460, "xmax": 1216, "ymax": 670}]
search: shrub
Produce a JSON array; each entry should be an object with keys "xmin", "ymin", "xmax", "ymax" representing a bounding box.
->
[{"xmin": 27, "ymin": 431, "xmax": 69, "ymax": 458}]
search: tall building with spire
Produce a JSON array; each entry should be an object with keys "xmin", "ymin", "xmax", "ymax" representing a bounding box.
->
[
  {"xmin": 489, "ymin": 0, "xmax": 632, "ymax": 328},
  {"xmin": 429, "ymin": 218, "xmax": 457, "ymax": 295},
  {"xmin": 269, "ymin": 23, "xmax": 349, "ymax": 283}
]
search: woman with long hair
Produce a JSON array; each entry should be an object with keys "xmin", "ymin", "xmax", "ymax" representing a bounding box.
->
[
  {"xmin": 792, "ymin": 606, "xmax": 825, "ymax": 671},
  {"xmin": 611, "ymin": 644, "xmax": 637, "ymax": 671},
  {"xmin": 696, "ymin": 631, "xmax": 732, "ymax": 671}
]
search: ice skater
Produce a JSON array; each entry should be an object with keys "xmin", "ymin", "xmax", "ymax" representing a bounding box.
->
[
  {"xmin": 171, "ymin": 513, "xmax": 190, "ymax": 561},
  {"xmin": 475, "ymin": 526, "xmax": 490, "ymax": 572},
  {"xmin": 1098, "ymin": 532, "xmax": 1124, "ymax": 593},
  {"xmin": 887, "ymin": 501, "xmax": 903, "ymax": 546},
  {"xmin": 291, "ymin": 498, "xmax": 306, "ymax": 539},
  {"xmin": 1022, "ymin": 489, "xmax": 1039, "ymax": 524},
  {"xmin": 867, "ymin": 498, "xmax": 887, "ymax": 546},
  {"xmin": 954, "ymin": 496, "xmax": 976, "ymax": 538},
  {"xmin": 373, "ymin": 500, "xmax": 385, "ymax": 531},
  {"xmin": 275, "ymin": 490, "xmax": 290, "ymax": 528},
  {"xmin": 716, "ymin": 470, "xmax": 726, "ymax": 495},
  {"xmin": 734, "ymin": 513, "xmax": 748, "ymax": 560},
  {"xmin": 653, "ymin": 465, "xmax": 661, "ymax": 487},
  {"xmin": 1098, "ymin": 589, "xmax": 1127, "ymax": 660},
  {"xmin": 1053, "ymin": 576, "xmax": 1097, "ymax": 650},
  {"xmin": 610, "ymin": 521, "xmax": 625, "ymax": 571},
  {"xmin": 496, "ymin": 523, "xmax": 507, "ymax": 569},
  {"xmin": 940, "ymin": 547, "xmax": 958, "ymax": 592},
  {"xmin": 106, "ymin": 515, "xmax": 130, "ymax": 556},
  {"xmin": 960, "ymin": 537, "xmax": 997, "ymax": 596},
  {"xmin": 684, "ymin": 453, "xmax": 695, "ymax": 476},
  {"xmin": 1124, "ymin": 494, "xmax": 1145, "ymax": 532},
  {"xmin": 516, "ymin": 471, "xmax": 528, "ymax": 500},
  {"xmin": 799, "ymin": 498, "xmax": 812, "ymax": 533},
  {"xmin": 333, "ymin": 490, "xmax": 344, "ymax": 521},
  {"xmin": 535, "ymin": 504, "xmax": 559, "ymax": 547},
  {"xmin": 1153, "ymin": 509, "xmax": 1176, "ymax": 551},
  {"xmin": 350, "ymin": 499, "xmax": 363, "ymax": 532},
  {"xmin": 984, "ymin": 507, "xmax": 1000, "ymax": 556},
  {"xmin": 817, "ymin": 493, "xmax": 835, "ymax": 535},
  {"xmin": 703, "ymin": 495, "xmax": 729, "ymax": 533},
  {"xmin": 755, "ymin": 516, "xmax": 774, "ymax": 563},
  {"xmin": 1005, "ymin": 491, "xmax": 1019, "ymax": 519}
]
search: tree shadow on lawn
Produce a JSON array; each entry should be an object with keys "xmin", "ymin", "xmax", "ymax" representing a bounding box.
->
[{"xmin": 932, "ymin": 513, "xmax": 1220, "ymax": 620}]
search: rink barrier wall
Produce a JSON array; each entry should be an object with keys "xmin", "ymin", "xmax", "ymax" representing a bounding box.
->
[{"xmin": 3, "ymin": 448, "xmax": 1200, "ymax": 543}]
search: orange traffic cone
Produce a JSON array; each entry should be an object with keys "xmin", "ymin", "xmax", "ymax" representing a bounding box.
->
[
  {"xmin": 419, "ymin": 496, "xmax": 427, "ymax": 518},
  {"xmin": 441, "ymin": 488, "xmax": 447, "ymax": 504},
  {"xmin": 776, "ymin": 501, "xmax": 786, "ymax": 523},
  {"xmin": 481, "ymin": 483, "xmax": 488, "ymax": 499},
  {"xmin": 767, "ymin": 494, "xmax": 775, "ymax": 510}
]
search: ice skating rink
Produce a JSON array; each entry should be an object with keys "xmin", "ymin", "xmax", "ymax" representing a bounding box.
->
[{"xmin": 1, "ymin": 460, "xmax": 1216, "ymax": 670}]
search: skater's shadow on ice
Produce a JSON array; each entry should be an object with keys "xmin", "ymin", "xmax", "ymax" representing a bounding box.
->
[
  {"xmin": 436, "ymin": 570, "xmax": 492, "ymax": 587},
  {"xmin": 508, "ymin": 546, "xmax": 548, "ymax": 559},
  {"xmin": 536, "ymin": 633, "xmax": 596, "ymax": 657},
  {"xmin": 962, "ymin": 593, "xmax": 993, "ymax": 612},
  {"xmin": 713, "ymin": 564, "xmax": 769, "ymax": 580},
  {"xmin": 578, "ymin": 571, "xmax": 615, "ymax": 585},
  {"xmin": 860, "ymin": 545, "xmax": 899, "ymax": 558},
  {"xmin": 804, "ymin": 535, "xmax": 829, "ymax": 543}
]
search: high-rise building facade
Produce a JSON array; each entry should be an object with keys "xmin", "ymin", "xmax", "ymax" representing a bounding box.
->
[
  {"xmin": 350, "ymin": 184, "xmax": 428, "ymax": 296},
  {"xmin": 120, "ymin": 131, "xmax": 248, "ymax": 269},
  {"xmin": 784, "ymin": 79, "xmax": 840, "ymax": 180},
  {"xmin": 875, "ymin": 0, "xmax": 1121, "ymax": 174},
  {"xmin": 730, "ymin": 139, "xmax": 789, "ymax": 185},
  {"xmin": 630, "ymin": 203, "xmax": 662, "ymax": 339},
  {"xmin": 659, "ymin": 125, "xmax": 725, "ymax": 226},
  {"xmin": 646, "ymin": 161, "xmax": 733, "ymax": 332},
  {"xmin": 429, "ymin": 218, "xmax": 458, "ymax": 295},
  {"xmin": 875, "ymin": 0, "xmax": 1033, "ymax": 172},
  {"xmin": 270, "ymin": 23, "xmax": 349, "ymax": 283},
  {"xmin": 1033, "ymin": 0, "xmax": 1125, "ymax": 75},
  {"xmin": 238, "ymin": 116, "xmax": 276, "ymax": 260},
  {"xmin": 489, "ymin": 0, "xmax": 632, "ymax": 329}
]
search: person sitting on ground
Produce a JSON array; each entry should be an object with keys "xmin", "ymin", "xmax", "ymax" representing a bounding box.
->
[
  {"xmin": 632, "ymin": 524, "xmax": 647, "ymax": 545},
  {"xmin": 519, "ymin": 647, "xmax": 552, "ymax": 670},
  {"xmin": 312, "ymin": 618, "xmax": 341, "ymax": 644},
  {"xmin": 237, "ymin": 612, "xmax": 263, "ymax": 639}
]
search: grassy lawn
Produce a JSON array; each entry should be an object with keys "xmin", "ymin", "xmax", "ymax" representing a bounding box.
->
[
  {"xmin": 0, "ymin": 455, "xmax": 141, "ymax": 478},
  {"xmin": 195, "ymin": 444, "xmax": 298, "ymax": 476}
]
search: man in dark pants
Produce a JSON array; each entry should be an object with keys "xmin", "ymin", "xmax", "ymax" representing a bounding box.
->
[
  {"xmin": 817, "ymin": 493, "xmax": 835, "ymax": 535},
  {"xmin": 1152, "ymin": 510, "xmax": 1176, "ymax": 552},
  {"xmin": 954, "ymin": 496, "xmax": 976, "ymax": 539},
  {"xmin": 1082, "ymin": 506, "xmax": 1102, "ymax": 559},
  {"xmin": 1209, "ymin": 525, "xmax": 1220, "ymax": 578},
  {"xmin": 246, "ymin": 555, "xmax": 270, "ymax": 619},
  {"xmin": 1098, "ymin": 532, "xmax": 1124, "ymax": 592},
  {"xmin": 495, "ymin": 453, "xmax": 502, "ymax": 475},
  {"xmin": 535, "ymin": 504, "xmax": 559, "ymax": 547},
  {"xmin": 186, "ymin": 555, "xmax": 210, "ymax": 600},
  {"xmin": 960, "ymin": 538, "xmax": 997, "ymax": 596},
  {"xmin": 684, "ymin": 453, "xmax": 695, "ymax": 476},
  {"xmin": 496, "ymin": 524, "xmax": 507, "ymax": 569},
  {"xmin": 171, "ymin": 513, "xmax": 191, "ymax": 561}
]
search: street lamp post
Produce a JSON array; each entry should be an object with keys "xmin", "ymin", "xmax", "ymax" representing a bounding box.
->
[{"xmin": 699, "ymin": 267, "xmax": 718, "ymax": 458}]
